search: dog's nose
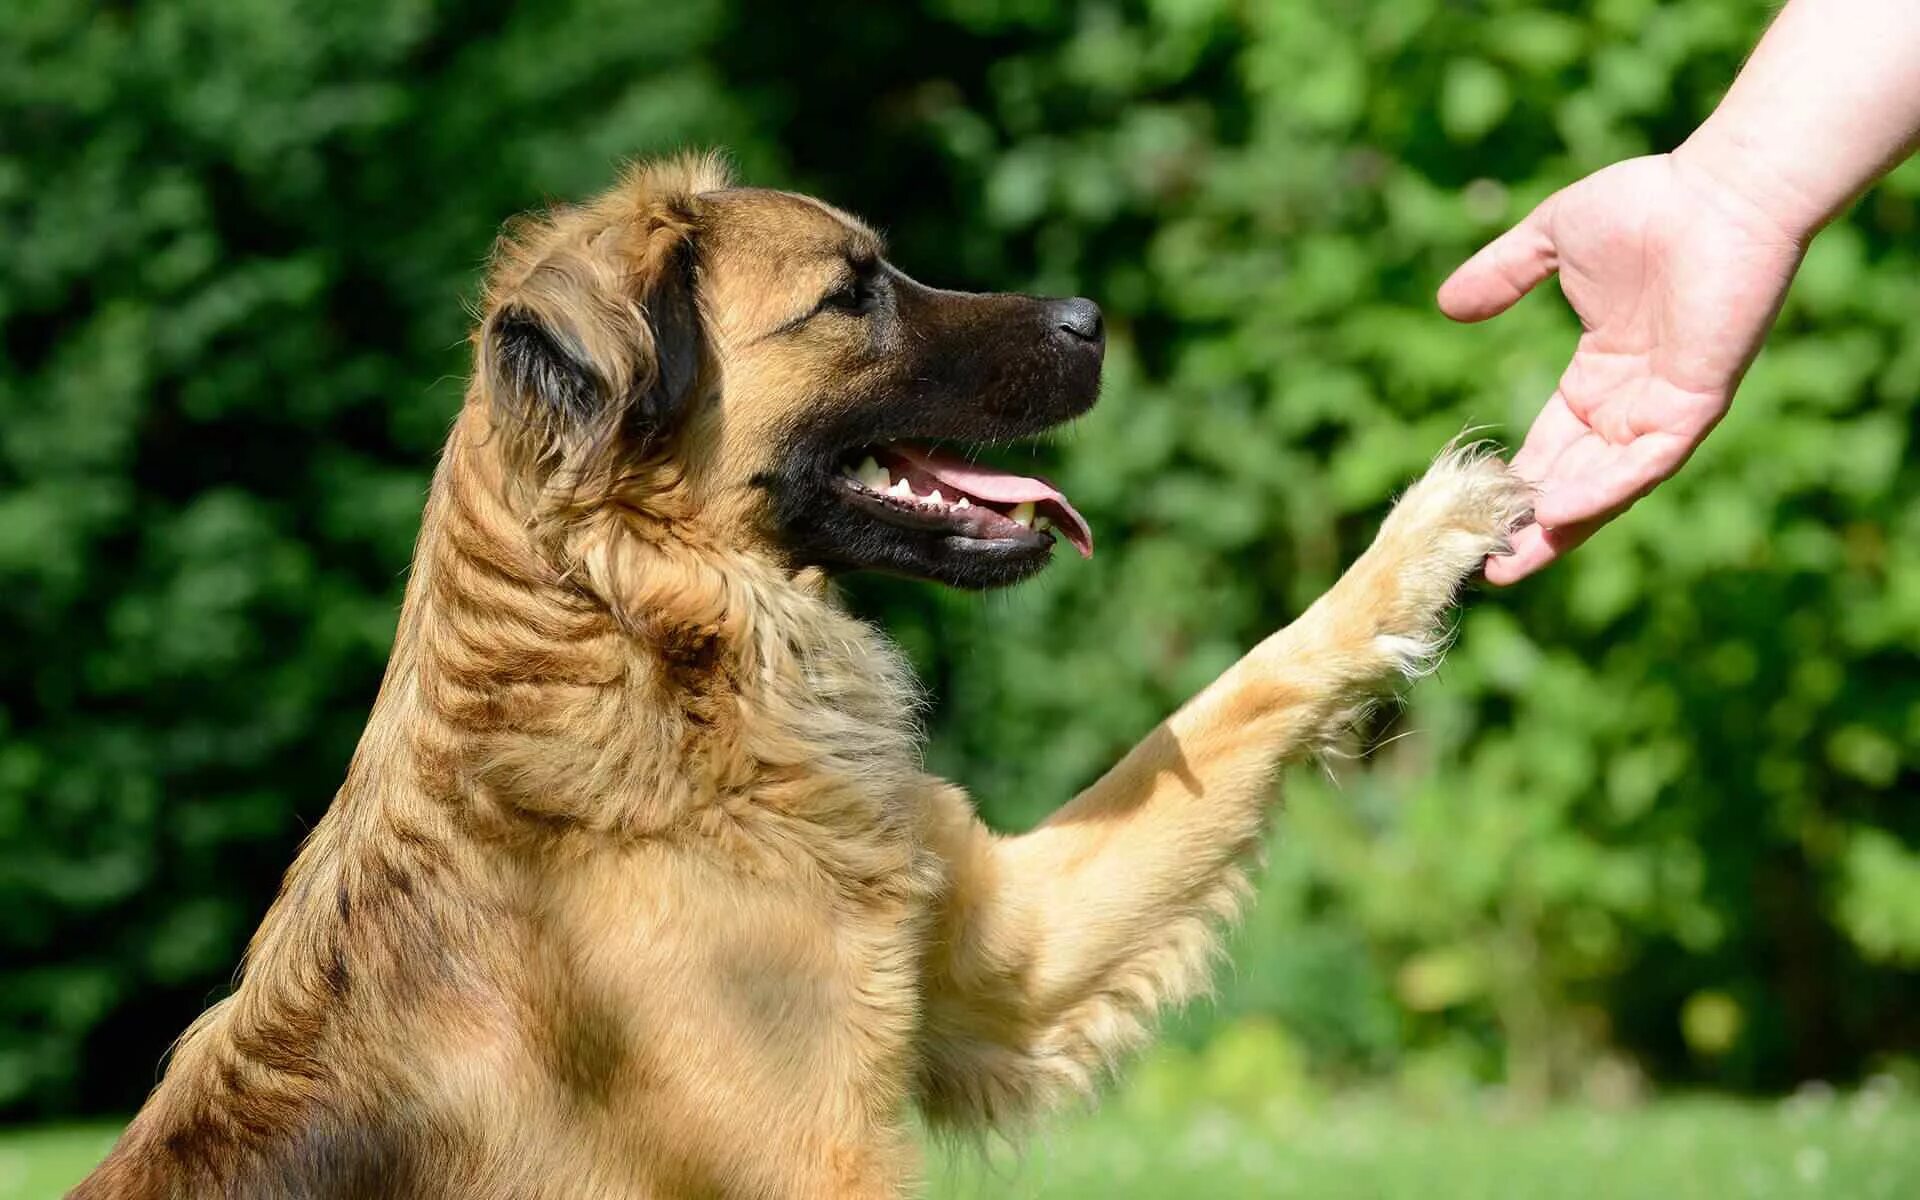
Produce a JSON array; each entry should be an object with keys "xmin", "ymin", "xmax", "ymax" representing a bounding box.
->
[{"xmin": 1049, "ymin": 298, "xmax": 1104, "ymax": 345}]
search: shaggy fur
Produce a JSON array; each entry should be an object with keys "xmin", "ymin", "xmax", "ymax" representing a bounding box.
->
[{"xmin": 74, "ymin": 154, "xmax": 1530, "ymax": 1199}]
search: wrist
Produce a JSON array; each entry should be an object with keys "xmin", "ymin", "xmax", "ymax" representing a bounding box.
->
[
  {"xmin": 1673, "ymin": 119, "xmax": 1834, "ymax": 247},
  {"xmin": 1671, "ymin": 0, "xmax": 1920, "ymax": 246}
]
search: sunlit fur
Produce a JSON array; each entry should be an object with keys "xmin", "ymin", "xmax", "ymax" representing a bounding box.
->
[{"xmin": 75, "ymin": 155, "xmax": 1530, "ymax": 1199}]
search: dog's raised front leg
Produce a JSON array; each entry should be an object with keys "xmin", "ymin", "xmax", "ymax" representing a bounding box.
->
[{"xmin": 915, "ymin": 447, "xmax": 1531, "ymax": 1127}]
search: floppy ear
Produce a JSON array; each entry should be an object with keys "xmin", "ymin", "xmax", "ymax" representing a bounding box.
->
[{"xmin": 482, "ymin": 220, "xmax": 703, "ymax": 473}]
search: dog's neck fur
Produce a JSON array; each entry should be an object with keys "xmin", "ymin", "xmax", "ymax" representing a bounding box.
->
[
  {"xmin": 101, "ymin": 404, "xmax": 931, "ymax": 1193},
  {"xmin": 400, "ymin": 404, "xmax": 924, "ymax": 836}
]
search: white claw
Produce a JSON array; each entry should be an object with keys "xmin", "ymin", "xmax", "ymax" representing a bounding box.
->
[{"xmin": 1010, "ymin": 502, "xmax": 1035, "ymax": 528}]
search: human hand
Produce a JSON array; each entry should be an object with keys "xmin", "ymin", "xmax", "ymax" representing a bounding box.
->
[{"xmin": 1438, "ymin": 152, "xmax": 1809, "ymax": 583}]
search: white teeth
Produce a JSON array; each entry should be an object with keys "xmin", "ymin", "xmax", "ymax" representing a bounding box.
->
[
  {"xmin": 928, "ymin": 489, "xmax": 948, "ymax": 506},
  {"xmin": 955, "ymin": 496, "xmax": 971, "ymax": 509},
  {"xmin": 1032, "ymin": 514, "xmax": 1052, "ymax": 533},
  {"xmin": 1009, "ymin": 502, "xmax": 1035, "ymax": 528},
  {"xmin": 887, "ymin": 476, "xmax": 913, "ymax": 498},
  {"xmin": 856, "ymin": 457, "xmax": 888, "ymax": 489}
]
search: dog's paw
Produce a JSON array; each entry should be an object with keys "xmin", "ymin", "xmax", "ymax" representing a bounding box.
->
[
  {"xmin": 1380, "ymin": 442, "xmax": 1535, "ymax": 571},
  {"xmin": 1357, "ymin": 442, "xmax": 1533, "ymax": 677}
]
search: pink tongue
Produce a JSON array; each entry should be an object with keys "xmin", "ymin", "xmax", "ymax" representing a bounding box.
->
[{"xmin": 891, "ymin": 445, "xmax": 1094, "ymax": 559}]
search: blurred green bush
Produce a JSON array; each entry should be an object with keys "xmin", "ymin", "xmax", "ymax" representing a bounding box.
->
[{"xmin": 2, "ymin": 0, "xmax": 1915, "ymax": 1119}]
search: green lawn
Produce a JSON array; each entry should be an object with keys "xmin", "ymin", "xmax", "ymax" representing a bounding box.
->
[
  {"xmin": 929, "ymin": 1086, "xmax": 1920, "ymax": 1199},
  {"xmin": 8, "ymin": 1088, "xmax": 1916, "ymax": 1198}
]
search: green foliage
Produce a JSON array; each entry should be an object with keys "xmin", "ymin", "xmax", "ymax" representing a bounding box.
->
[{"xmin": 2, "ymin": 0, "xmax": 1915, "ymax": 1119}]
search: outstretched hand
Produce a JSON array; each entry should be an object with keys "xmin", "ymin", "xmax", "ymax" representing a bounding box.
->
[{"xmin": 1439, "ymin": 153, "xmax": 1808, "ymax": 583}]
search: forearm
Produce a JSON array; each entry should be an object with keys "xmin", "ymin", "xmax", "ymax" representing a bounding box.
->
[
  {"xmin": 917, "ymin": 680, "xmax": 1306, "ymax": 1125},
  {"xmin": 916, "ymin": 624, "xmax": 1356, "ymax": 1124},
  {"xmin": 930, "ymin": 656, "xmax": 1304, "ymax": 1006},
  {"xmin": 920, "ymin": 572, "xmax": 1428, "ymax": 1114},
  {"xmin": 989, "ymin": 583, "xmax": 1413, "ymax": 1005},
  {"xmin": 1679, "ymin": 0, "xmax": 1920, "ymax": 240},
  {"xmin": 994, "ymin": 659, "xmax": 1302, "ymax": 1004}
]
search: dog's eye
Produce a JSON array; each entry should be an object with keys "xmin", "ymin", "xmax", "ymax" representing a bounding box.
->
[{"xmin": 824, "ymin": 275, "xmax": 876, "ymax": 315}]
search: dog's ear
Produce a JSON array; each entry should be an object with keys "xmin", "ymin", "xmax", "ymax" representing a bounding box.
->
[
  {"xmin": 481, "ymin": 208, "xmax": 704, "ymax": 474},
  {"xmin": 485, "ymin": 300, "xmax": 602, "ymax": 436}
]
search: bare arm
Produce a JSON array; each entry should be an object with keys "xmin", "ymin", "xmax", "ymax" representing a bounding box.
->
[
  {"xmin": 1686, "ymin": 0, "xmax": 1920, "ymax": 239},
  {"xmin": 1441, "ymin": 0, "xmax": 1920, "ymax": 583}
]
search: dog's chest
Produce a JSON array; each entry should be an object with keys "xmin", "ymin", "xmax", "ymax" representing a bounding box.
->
[
  {"xmin": 543, "ymin": 772, "xmax": 940, "ymax": 1179},
  {"xmin": 725, "ymin": 768, "xmax": 946, "ymax": 1050},
  {"xmin": 578, "ymin": 606, "xmax": 944, "ymax": 1150}
]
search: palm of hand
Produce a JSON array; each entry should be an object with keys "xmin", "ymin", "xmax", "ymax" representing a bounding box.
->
[{"xmin": 1443, "ymin": 154, "xmax": 1806, "ymax": 582}]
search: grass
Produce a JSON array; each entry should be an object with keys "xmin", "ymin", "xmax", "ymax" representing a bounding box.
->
[
  {"xmin": 928, "ymin": 1083, "xmax": 1920, "ymax": 1199},
  {"xmin": 7, "ymin": 1085, "xmax": 1915, "ymax": 1199}
]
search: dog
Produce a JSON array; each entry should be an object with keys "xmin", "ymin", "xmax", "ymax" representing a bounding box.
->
[{"xmin": 74, "ymin": 153, "xmax": 1529, "ymax": 1199}]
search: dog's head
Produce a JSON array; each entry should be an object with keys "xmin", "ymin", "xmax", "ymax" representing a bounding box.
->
[{"xmin": 474, "ymin": 154, "xmax": 1102, "ymax": 592}]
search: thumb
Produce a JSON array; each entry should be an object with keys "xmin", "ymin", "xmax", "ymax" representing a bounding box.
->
[{"xmin": 1437, "ymin": 197, "xmax": 1560, "ymax": 323}]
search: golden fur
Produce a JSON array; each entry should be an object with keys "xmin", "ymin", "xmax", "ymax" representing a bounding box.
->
[{"xmin": 75, "ymin": 154, "xmax": 1530, "ymax": 1199}]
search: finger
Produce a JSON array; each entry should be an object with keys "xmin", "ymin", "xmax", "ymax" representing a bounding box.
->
[
  {"xmin": 1506, "ymin": 392, "xmax": 1588, "ymax": 485},
  {"xmin": 1436, "ymin": 197, "xmax": 1560, "ymax": 323},
  {"xmin": 1483, "ymin": 516, "xmax": 1603, "ymax": 586},
  {"xmin": 1483, "ymin": 522, "xmax": 1553, "ymax": 585},
  {"xmin": 1533, "ymin": 430, "xmax": 1693, "ymax": 528}
]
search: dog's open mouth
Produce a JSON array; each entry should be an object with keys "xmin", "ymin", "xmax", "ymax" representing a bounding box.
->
[{"xmin": 834, "ymin": 443, "xmax": 1093, "ymax": 559}]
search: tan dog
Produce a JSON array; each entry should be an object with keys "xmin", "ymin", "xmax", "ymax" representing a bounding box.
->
[{"xmin": 75, "ymin": 154, "xmax": 1529, "ymax": 1199}]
